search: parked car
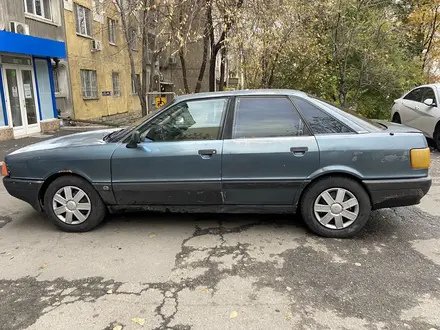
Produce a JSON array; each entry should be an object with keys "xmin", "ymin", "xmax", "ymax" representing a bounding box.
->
[
  {"xmin": 1, "ymin": 90, "xmax": 432, "ymax": 238},
  {"xmin": 391, "ymin": 84, "xmax": 440, "ymax": 150}
]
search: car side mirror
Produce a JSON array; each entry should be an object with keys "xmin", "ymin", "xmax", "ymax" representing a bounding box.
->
[
  {"xmin": 424, "ymin": 98, "xmax": 436, "ymax": 107},
  {"xmin": 126, "ymin": 130, "xmax": 141, "ymax": 148}
]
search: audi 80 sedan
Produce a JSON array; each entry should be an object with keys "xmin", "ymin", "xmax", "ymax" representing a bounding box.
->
[{"xmin": 1, "ymin": 90, "xmax": 432, "ymax": 238}]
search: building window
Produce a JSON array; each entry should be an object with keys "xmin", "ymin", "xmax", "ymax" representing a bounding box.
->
[
  {"xmin": 80, "ymin": 69, "xmax": 98, "ymax": 99},
  {"xmin": 112, "ymin": 72, "xmax": 120, "ymax": 97},
  {"xmin": 108, "ymin": 18, "xmax": 117, "ymax": 44},
  {"xmin": 132, "ymin": 74, "xmax": 140, "ymax": 95},
  {"xmin": 75, "ymin": 4, "xmax": 92, "ymax": 37},
  {"xmin": 24, "ymin": 0, "xmax": 52, "ymax": 20},
  {"xmin": 53, "ymin": 68, "xmax": 60, "ymax": 93},
  {"xmin": 129, "ymin": 27, "xmax": 138, "ymax": 50}
]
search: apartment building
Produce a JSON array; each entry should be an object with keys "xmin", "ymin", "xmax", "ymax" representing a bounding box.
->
[
  {"xmin": 0, "ymin": 0, "xmax": 70, "ymax": 140},
  {"xmin": 63, "ymin": 0, "xmax": 147, "ymax": 122}
]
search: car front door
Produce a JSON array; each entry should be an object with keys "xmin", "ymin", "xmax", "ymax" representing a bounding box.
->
[
  {"xmin": 415, "ymin": 87, "xmax": 440, "ymax": 138},
  {"xmin": 221, "ymin": 96, "xmax": 320, "ymax": 205},
  {"xmin": 111, "ymin": 97, "xmax": 229, "ymax": 205},
  {"xmin": 401, "ymin": 88, "xmax": 423, "ymax": 126}
]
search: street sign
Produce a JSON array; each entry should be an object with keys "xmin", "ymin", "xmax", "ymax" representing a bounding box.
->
[{"xmin": 155, "ymin": 97, "xmax": 167, "ymax": 108}]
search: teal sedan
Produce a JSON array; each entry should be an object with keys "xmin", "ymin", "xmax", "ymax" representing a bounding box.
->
[{"xmin": 2, "ymin": 90, "xmax": 432, "ymax": 237}]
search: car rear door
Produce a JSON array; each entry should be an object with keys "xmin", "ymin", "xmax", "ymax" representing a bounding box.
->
[
  {"xmin": 111, "ymin": 97, "xmax": 229, "ymax": 205},
  {"xmin": 221, "ymin": 96, "xmax": 320, "ymax": 205}
]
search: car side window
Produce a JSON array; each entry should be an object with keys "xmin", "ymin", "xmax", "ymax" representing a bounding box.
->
[
  {"xmin": 140, "ymin": 98, "xmax": 228, "ymax": 142},
  {"xmin": 421, "ymin": 87, "xmax": 437, "ymax": 105},
  {"xmin": 293, "ymin": 98, "xmax": 353, "ymax": 134},
  {"xmin": 404, "ymin": 88, "xmax": 422, "ymax": 102},
  {"xmin": 233, "ymin": 96, "xmax": 308, "ymax": 138}
]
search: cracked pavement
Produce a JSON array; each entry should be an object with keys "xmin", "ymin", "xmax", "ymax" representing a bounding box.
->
[{"xmin": 0, "ymin": 150, "xmax": 439, "ymax": 329}]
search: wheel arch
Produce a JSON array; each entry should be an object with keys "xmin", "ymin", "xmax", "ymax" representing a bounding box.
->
[
  {"xmin": 297, "ymin": 171, "xmax": 373, "ymax": 208},
  {"xmin": 38, "ymin": 172, "xmax": 94, "ymax": 207}
]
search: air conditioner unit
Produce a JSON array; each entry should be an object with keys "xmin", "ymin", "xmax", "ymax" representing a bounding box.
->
[
  {"xmin": 10, "ymin": 21, "xmax": 30, "ymax": 35},
  {"xmin": 168, "ymin": 56, "xmax": 177, "ymax": 65},
  {"xmin": 91, "ymin": 39, "xmax": 102, "ymax": 52}
]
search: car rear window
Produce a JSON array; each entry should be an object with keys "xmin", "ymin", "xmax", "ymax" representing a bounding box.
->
[
  {"xmin": 293, "ymin": 98, "xmax": 353, "ymax": 134},
  {"xmin": 233, "ymin": 97, "xmax": 309, "ymax": 138},
  {"xmin": 310, "ymin": 97, "xmax": 385, "ymax": 131}
]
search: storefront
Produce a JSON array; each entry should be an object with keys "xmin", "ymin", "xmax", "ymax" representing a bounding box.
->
[{"xmin": 0, "ymin": 31, "xmax": 66, "ymax": 140}]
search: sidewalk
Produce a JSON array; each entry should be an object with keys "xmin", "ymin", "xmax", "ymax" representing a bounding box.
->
[{"xmin": 0, "ymin": 127, "xmax": 103, "ymax": 161}]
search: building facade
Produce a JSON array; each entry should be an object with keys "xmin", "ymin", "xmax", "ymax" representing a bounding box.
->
[
  {"xmin": 63, "ymin": 0, "xmax": 146, "ymax": 122},
  {"xmin": 0, "ymin": 0, "xmax": 69, "ymax": 140}
]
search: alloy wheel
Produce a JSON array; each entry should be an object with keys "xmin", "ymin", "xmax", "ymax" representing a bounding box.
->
[
  {"xmin": 313, "ymin": 188, "xmax": 359, "ymax": 230},
  {"xmin": 52, "ymin": 186, "xmax": 92, "ymax": 224}
]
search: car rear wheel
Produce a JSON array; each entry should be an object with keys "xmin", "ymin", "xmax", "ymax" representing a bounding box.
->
[
  {"xmin": 300, "ymin": 177, "xmax": 371, "ymax": 238},
  {"xmin": 434, "ymin": 124, "xmax": 440, "ymax": 151},
  {"xmin": 43, "ymin": 175, "xmax": 107, "ymax": 232},
  {"xmin": 392, "ymin": 113, "xmax": 401, "ymax": 124}
]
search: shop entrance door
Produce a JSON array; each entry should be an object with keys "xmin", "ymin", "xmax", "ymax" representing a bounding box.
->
[{"xmin": 2, "ymin": 64, "xmax": 40, "ymax": 137}]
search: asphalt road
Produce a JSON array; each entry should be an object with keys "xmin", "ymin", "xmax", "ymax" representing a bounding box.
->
[{"xmin": 0, "ymin": 138, "xmax": 439, "ymax": 330}]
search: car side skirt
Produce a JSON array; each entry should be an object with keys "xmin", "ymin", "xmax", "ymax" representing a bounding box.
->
[{"xmin": 108, "ymin": 204, "xmax": 297, "ymax": 214}]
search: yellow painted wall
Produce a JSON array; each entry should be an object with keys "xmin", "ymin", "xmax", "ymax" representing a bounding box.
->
[{"xmin": 64, "ymin": 0, "xmax": 142, "ymax": 120}]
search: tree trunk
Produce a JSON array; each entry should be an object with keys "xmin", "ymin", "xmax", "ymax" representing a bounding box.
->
[
  {"xmin": 179, "ymin": 47, "xmax": 190, "ymax": 94},
  {"xmin": 207, "ymin": 1, "xmax": 216, "ymax": 91},
  {"xmin": 140, "ymin": 1, "xmax": 149, "ymax": 116},
  {"xmin": 219, "ymin": 46, "xmax": 226, "ymax": 91},
  {"xmin": 195, "ymin": 6, "xmax": 210, "ymax": 93},
  {"xmin": 118, "ymin": 0, "xmax": 146, "ymax": 116}
]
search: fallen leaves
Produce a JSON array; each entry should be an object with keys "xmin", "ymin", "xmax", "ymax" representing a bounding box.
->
[
  {"xmin": 39, "ymin": 263, "xmax": 47, "ymax": 270},
  {"xmin": 149, "ymin": 234, "xmax": 156, "ymax": 238},
  {"xmin": 230, "ymin": 311, "xmax": 238, "ymax": 319},
  {"xmin": 113, "ymin": 325, "xmax": 123, "ymax": 330},
  {"xmin": 354, "ymin": 262, "xmax": 362, "ymax": 267},
  {"xmin": 131, "ymin": 317, "xmax": 145, "ymax": 326}
]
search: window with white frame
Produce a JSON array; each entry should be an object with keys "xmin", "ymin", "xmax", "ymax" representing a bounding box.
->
[
  {"xmin": 108, "ymin": 18, "xmax": 117, "ymax": 44},
  {"xmin": 132, "ymin": 74, "xmax": 140, "ymax": 95},
  {"xmin": 75, "ymin": 4, "xmax": 92, "ymax": 37},
  {"xmin": 129, "ymin": 27, "xmax": 138, "ymax": 50},
  {"xmin": 24, "ymin": 0, "xmax": 52, "ymax": 20},
  {"xmin": 80, "ymin": 69, "xmax": 98, "ymax": 99},
  {"xmin": 112, "ymin": 72, "xmax": 120, "ymax": 97}
]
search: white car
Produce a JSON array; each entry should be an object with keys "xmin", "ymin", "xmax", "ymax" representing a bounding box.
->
[{"xmin": 391, "ymin": 84, "xmax": 440, "ymax": 150}]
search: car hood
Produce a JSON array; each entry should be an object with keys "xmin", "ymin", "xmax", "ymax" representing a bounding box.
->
[
  {"xmin": 372, "ymin": 120, "xmax": 422, "ymax": 133},
  {"xmin": 9, "ymin": 129, "xmax": 119, "ymax": 155}
]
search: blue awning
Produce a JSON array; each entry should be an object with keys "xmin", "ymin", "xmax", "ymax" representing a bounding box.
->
[{"xmin": 0, "ymin": 31, "xmax": 66, "ymax": 59}]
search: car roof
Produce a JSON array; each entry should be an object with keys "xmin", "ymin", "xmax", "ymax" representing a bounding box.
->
[{"xmin": 173, "ymin": 89, "xmax": 307, "ymax": 102}]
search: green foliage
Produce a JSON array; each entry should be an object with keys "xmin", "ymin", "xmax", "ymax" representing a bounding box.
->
[{"xmin": 235, "ymin": 0, "xmax": 432, "ymax": 119}]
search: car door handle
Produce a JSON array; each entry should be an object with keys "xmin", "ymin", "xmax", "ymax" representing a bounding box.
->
[
  {"xmin": 290, "ymin": 147, "xmax": 308, "ymax": 156},
  {"xmin": 198, "ymin": 149, "xmax": 217, "ymax": 159}
]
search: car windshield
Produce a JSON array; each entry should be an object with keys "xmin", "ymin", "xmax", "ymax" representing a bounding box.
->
[
  {"xmin": 106, "ymin": 99, "xmax": 176, "ymax": 142},
  {"xmin": 311, "ymin": 97, "xmax": 385, "ymax": 131}
]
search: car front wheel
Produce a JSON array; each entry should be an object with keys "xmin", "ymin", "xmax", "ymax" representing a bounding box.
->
[
  {"xmin": 300, "ymin": 177, "xmax": 371, "ymax": 238},
  {"xmin": 392, "ymin": 113, "xmax": 401, "ymax": 124},
  {"xmin": 43, "ymin": 175, "xmax": 107, "ymax": 232},
  {"xmin": 434, "ymin": 124, "xmax": 440, "ymax": 151}
]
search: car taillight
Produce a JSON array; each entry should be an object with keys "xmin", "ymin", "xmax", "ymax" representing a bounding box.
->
[
  {"xmin": 410, "ymin": 148, "xmax": 430, "ymax": 169},
  {"xmin": 1, "ymin": 161, "xmax": 8, "ymax": 176}
]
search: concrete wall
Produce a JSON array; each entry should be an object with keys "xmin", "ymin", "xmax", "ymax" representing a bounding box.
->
[{"xmin": 64, "ymin": 0, "xmax": 144, "ymax": 120}]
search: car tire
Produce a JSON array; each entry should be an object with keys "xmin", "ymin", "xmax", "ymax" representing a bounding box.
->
[
  {"xmin": 300, "ymin": 176, "xmax": 371, "ymax": 238},
  {"xmin": 434, "ymin": 124, "xmax": 440, "ymax": 151},
  {"xmin": 392, "ymin": 113, "xmax": 401, "ymax": 124},
  {"xmin": 43, "ymin": 175, "xmax": 107, "ymax": 232}
]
